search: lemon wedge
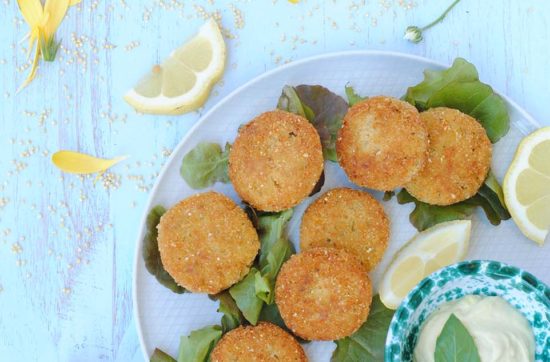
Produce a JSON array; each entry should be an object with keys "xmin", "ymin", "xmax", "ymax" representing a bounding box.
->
[
  {"xmin": 379, "ymin": 220, "xmax": 471, "ymax": 309},
  {"xmin": 503, "ymin": 127, "xmax": 550, "ymax": 245},
  {"xmin": 124, "ymin": 19, "xmax": 226, "ymax": 115}
]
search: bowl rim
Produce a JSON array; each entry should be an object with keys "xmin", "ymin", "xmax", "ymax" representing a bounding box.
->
[{"xmin": 384, "ymin": 259, "xmax": 550, "ymax": 361}]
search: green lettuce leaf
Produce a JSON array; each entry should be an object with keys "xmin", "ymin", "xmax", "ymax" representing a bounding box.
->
[
  {"xmin": 404, "ymin": 57, "xmax": 510, "ymax": 143},
  {"xmin": 256, "ymin": 209, "xmax": 294, "ymax": 267},
  {"xmin": 277, "ymin": 85, "xmax": 348, "ymax": 161},
  {"xmin": 229, "ymin": 208, "xmax": 296, "ymax": 324},
  {"xmin": 177, "ymin": 325, "xmax": 222, "ymax": 362},
  {"xmin": 397, "ymin": 172, "xmax": 510, "ymax": 231},
  {"xmin": 332, "ymin": 295, "xmax": 395, "ymax": 362},
  {"xmin": 277, "ymin": 85, "xmax": 315, "ymax": 120},
  {"xmin": 397, "ymin": 190, "xmax": 477, "ymax": 231},
  {"xmin": 434, "ymin": 314, "xmax": 481, "ymax": 362},
  {"xmin": 180, "ymin": 142, "xmax": 231, "ymax": 189},
  {"xmin": 345, "ymin": 85, "xmax": 367, "ymax": 106},
  {"xmin": 477, "ymin": 172, "xmax": 511, "ymax": 220},
  {"xmin": 142, "ymin": 206, "xmax": 186, "ymax": 294},
  {"xmin": 405, "ymin": 58, "xmax": 478, "ymax": 109},
  {"xmin": 150, "ymin": 348, "xmax": 176, "ymax": 362},
  {"xmin": 257, "ymin": 210, "xmax": 295, "ymax": 305},
  {"xmin": 229, "ymin": 268, "xmax": 264, "ymax": 325},
  {"xmin": 254, "ymin": 273, "xmax": 272, "ymax": 304},
  {"xmin": 258, "ymin": 302, "xmax": 287, "ymax": 329},
  {"xmin": 209, "ymin": 291, "xmax": 245, "ymax": 333}
]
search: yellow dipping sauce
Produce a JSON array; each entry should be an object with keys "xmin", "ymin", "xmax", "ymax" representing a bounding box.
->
[{"xmin": 414, "ymin": 295, "xmax": 535, "ymax": 362}]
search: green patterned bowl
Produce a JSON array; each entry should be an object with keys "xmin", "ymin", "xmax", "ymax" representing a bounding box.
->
[{"xmin": 385, "ymin": 260, "xmax": 550, "ymax": 361}]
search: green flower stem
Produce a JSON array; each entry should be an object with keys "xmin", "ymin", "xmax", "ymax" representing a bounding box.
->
[
  {"xmin": 421, "ymin": 0, "xmax": 462, "ymax": 31},
  {"xmin": 41, "ymin": 36, "xmax": 60, "ymax": 62}
]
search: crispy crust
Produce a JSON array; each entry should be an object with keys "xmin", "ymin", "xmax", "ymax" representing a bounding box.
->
[
  {"xmin": 336, "ymin": 96, "xmax": 429, "ymax": 191},
  {"xmin": 228, "ymin": 110, "xmax": 324, "ymax": 212},
  {"xmin": 300, "ymin": 188, "xmax": 389, "ymax": 272},
  {"xmin": 210, "ymin": 322, "xmax": 307, "ymax": 362},
  {"xmin": 157, "ymin": 192, "xmax": 259, "ymax": 294},
  {"xmin": 405, "ymin": 107, "xmax": 492, "ymax": 205},
  {"xmin": 275, "ymin": 247, "xmax": 372, "ymax": 341}
]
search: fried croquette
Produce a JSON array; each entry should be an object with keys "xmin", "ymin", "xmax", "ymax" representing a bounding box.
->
[
  {"xmin": 336, "ymin": 96, "xmax": 429, "ymax": 191},
  {"xmin": 275, "ymin": 247, "xmax": 372, "ymax": 341},
  {"xmin": 405, "ymin": 107, "xmax": 492, "ymax": 205},
  {"xmin": 300, "ymin": 188, "xmax": 389, "ymax": 272},
  {"xmin": 228, "ymin": 110, "xmax": 324, "ymax": 212},
  {"xmin": 210, "ymin": 322, "xmax": 307, "ymax": 362},
  {"xmin": 157, "ymin": 192, "xmax": 259, "ymax": 294}
]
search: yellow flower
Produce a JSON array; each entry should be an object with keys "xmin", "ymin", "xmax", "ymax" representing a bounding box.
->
[{"xmin": 16, "ymin": 0, "xmax": 81, "ymax": 92}]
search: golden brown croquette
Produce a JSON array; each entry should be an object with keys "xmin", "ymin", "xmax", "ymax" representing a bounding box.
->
[
  {"xmin": 300, "ymin": 188, "xmax": 389, "ymax": 272},
  {"xmin": 229, "ymin": 110, "xmax": 324, "ymax": 212},
  {"xmin": 336, "ymin": 96, "xmax": 429, "ymax": 191},
  {"xmin": 210, "ymin": 322, "xmax": 307, "ymax": 362},
  {"xmin": 275, "ymin": 247, "xmax": 372, "ymax": 341},
  {"xmin": 157, "ymin": 192, "xmax": 259, "ymax": 294},
  {"xmin": 405, "ymin": 107, "xmax": 492, "ymax": 205}
]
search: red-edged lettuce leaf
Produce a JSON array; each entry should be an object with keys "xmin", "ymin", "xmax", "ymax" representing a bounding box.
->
[{"xmin": 277, "ymin": 85, "xmax": 348, "ymax": 161}]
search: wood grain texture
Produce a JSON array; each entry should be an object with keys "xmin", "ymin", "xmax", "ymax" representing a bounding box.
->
[{"xmin": 0, "ymin": 0, "xmax": 548, "ymax": 361}]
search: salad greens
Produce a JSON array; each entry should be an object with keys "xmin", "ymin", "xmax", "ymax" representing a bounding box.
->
[
  {"xmin": 277, "ymin": 84, "xmax": 348, "ymax": 161},
  {"xmin": 396, "ymin": 172, "xmax": 510, "ymax": 232},
  {"xmin": 404, "ymin": 57, "xmax": 509, "ymax": 143},
  {"xmin": 180, "ymin": 142, "xmax": 231, "ymax": 189},
  {"xmin": 434, "ymin": 314, "xmax": 481, "ymax": 362},
  {"xmin": 229, "ymin": 209, "xmax": 295, "ymax": 324},
  {"xmin": 209, "ymin": 291, "xmax": 244, "ymax": 333},
  {"xmin": 345, "ymin": 85, "xmax": 367, "ymax": 106},
  {"xmin": 178, "ymin": 325, "xmax": 223, "ymax": 362},
  {"xmin": 229, "ymin": 268, "xmax": 264, "ymax": 325},
  {"xmin": 142, "ymin": 206, "xmax": 186, "ymax": 294},
  {"xmin": 332, "ymin": 295, "xmax": 395, "ymax": 362},
  {"xmin": 277, "ymin": 85, "xmax": 315, "ymax": 120},
  {"xmin": 150, "ymin": 349, "xmax": 176, "ymax": 362},
  {"xmin": 150, "ymin": 325, "xmax": 223, "ymax": 362}
]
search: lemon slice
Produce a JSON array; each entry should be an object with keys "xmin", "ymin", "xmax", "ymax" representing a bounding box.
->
[
  {"xmin": 379, "ymin": 220, "xmax": 471, "ymax": 309},
  {"xmin": 503, "ymin": 127, "xmax": 550, "ymax": 245},
  {"xmin": 124, "ymin": 19, "xmax": 226, "ymax": 115}
]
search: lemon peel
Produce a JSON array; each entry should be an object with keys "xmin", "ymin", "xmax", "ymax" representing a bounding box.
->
[
  {"xmin": 52, "ymin": 151, "xmax": 127, "ymax": 175},
  {"xmin": 16, "ymin": 0, "xmax": 80, "ymax": 92}
]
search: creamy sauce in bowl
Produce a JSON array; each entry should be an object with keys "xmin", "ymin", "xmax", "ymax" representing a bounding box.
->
[{"xmin": 414, "ymin": 295, "xmax": 535, "ymax": 362}]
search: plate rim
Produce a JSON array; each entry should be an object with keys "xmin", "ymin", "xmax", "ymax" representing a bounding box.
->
[{"xmin": 131, "ymin": 50, "xmax": 540, "ymax": 360}]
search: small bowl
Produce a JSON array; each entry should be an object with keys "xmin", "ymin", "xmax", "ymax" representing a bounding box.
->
[{"xmin": 384, "ymin": 260, "xmax": 550, "ymax": 361}]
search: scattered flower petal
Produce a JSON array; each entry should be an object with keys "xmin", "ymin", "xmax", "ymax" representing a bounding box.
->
[{"xmin": 52, "ymin": 151, "xmax": 128, "ymax": 175}]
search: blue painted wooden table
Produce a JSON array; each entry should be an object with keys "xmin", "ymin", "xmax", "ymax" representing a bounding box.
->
[{"xmin": 0, "ymin": 1, "xmax": 549, "ymax": 361}]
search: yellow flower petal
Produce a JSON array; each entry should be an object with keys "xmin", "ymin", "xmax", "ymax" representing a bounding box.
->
[
  {"xmin": 43, "ymin": 0, "xmax": 70, "ymax": 37},
  {"xmin": 288, "ymin": 0, "xmax": 300, "ymax": 3},
  {"xmin": 16, "ymin": 0, "xmax": 44, "ymax": 27},
  {"xmin": 69, "ymin": 0, "xmax": 81, "ymax": 5},
  {"xmin": 17, "ymin": 42, "xmax": 41, "ymax": 94},
  {"xmin": 52, "ymin": 151, "xmax": 128, "ymax": 174}
]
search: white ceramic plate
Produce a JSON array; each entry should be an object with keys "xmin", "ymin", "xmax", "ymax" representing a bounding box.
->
[{"xmin": 133, "ymin": 51, "xmax": 548, "ymax": 361}]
